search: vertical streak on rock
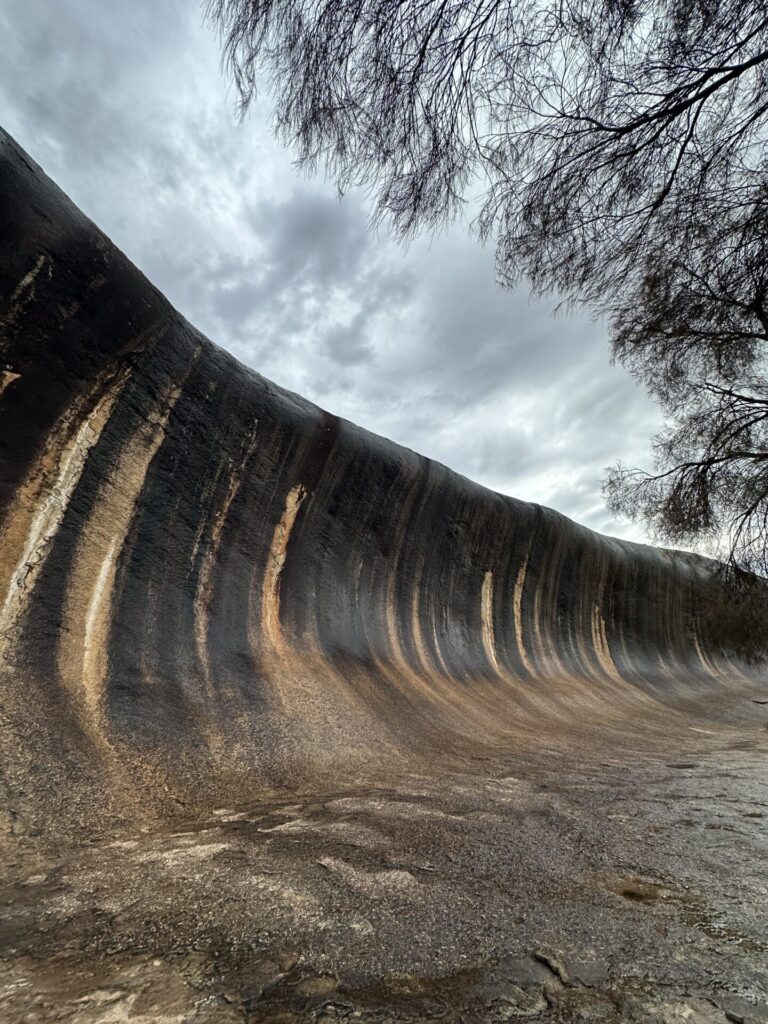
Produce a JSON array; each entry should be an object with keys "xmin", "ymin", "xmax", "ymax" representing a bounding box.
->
[
  {"xmin": 530, "ymin": 565, "xmax": 547, "ymax": 676},
  {"xmin": 377, "ymin": 568, "xmax": 458, "ymax": 729},
  {"xmin": 411, "ymin": 579, "xmax": 456, "ymax": 700},
  {"xmin": 406, "ymin": 476, "xmax": 443, "ymax": 680},
  {"xmin": 541, "ymin": 531, "xmax": 567, "ymax": 678},
  {"xmin": 692, "ymin": 622, "xmax": 720, "ymax": 680},
  {"xmin": 384, "ymin": 573, "xmax": 408, "ymax": 670},
  {"xmin": 381, "ymin": 469, "xmax": 421, "ymax": 675},
  {"xmin": 10, "ymin": 253, "xmax": 47, "ymax": 300},
  {"xmin": 513, "ymin": 558, "xmax": 534, "ymax": 676},
  {"xmin": 82, "ymin": 537, "xmax": 119, "ymax": 706},
  {"xmin": 654, "ymin": 551, "xmax": 678, "ymax": 683},
  {"xmin": 59, "ymin": 380, "xmax": 185, "ymax": 737},
  {"xmin": 591, "ymin": 603, "xmax": 622, "ymax": 683},
  {"xmin": 6, "ymin": 253, "xmax": 49, "ymax": 325},
  {"xmin": 261, "ymin": 483, "xmax": 308, "ymax": 655},
  {"xmin": 430, "ymin": 608, "xmax": 452, "ymax": 679},
  {"xmin": 188, "ymin": 451, "xmax": 229, "ymax": 572},
  {"xmin": 375, "ymin": 470, "xmax": 458, "ymax": 715},
  {"xmin": 194, "ymin": 421, "xmax": 259, "ymax": 688},
  {"xmin": 481, "ymin": 570, "xmax": 501, "ymax": 676},
  {"xmin": 410, "ymin": 581, "xmax": 435, "ymax": 678},
  {"xmin": 0, "ymin": 368, "xmax": 132, "ymax": 659}
]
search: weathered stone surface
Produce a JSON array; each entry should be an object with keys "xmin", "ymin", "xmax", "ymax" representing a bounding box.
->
[
  {"xmin": 1, "ymin": 126, "xmax": 768, "ymax": 1023},
  {"xmin": 1, "ymin": 126, "xmax": 764, "ymax": 837}
]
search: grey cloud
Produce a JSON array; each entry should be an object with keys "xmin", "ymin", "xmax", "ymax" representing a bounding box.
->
[
  {"xmin": 210, "ymin": 190, "xmax": 379, "ymax": 328},
  {"xmin": 246, "ymin": 191, "xmax": 371, "ymax": 286},
  {"xmin": 322, "ymin": 312, "xmax": 375, "ymax": 367}
]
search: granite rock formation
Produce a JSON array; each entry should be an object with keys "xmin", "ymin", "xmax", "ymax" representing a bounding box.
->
[{"xmin": 0, "ymin": 126, "xmax": 759, "ymax": 837}]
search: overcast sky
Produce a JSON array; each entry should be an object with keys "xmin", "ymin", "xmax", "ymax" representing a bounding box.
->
[{"xmin": 0, "ymin": 0, "xmax": 663, "ymax": 542}]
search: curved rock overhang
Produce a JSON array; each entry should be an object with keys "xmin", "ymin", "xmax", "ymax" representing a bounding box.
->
[{"xmin": 0, "ymin": 127, "xmax": 758, "ymax": 832}]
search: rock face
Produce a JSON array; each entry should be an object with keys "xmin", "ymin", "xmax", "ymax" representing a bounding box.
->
[{"xmin": 0, "ymin": 127, "xmax": 754, "ymax": 833}]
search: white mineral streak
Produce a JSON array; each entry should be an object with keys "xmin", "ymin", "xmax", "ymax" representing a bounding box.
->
[
  {"xmin": 0, "ymin": 371, "xmax": 131, "ymax": 655},
  {"xmin": 430, "ymin": 609, "xmax": 452, "ymax": 678},
  {"xmin": 513, "ymin": 558, "xmax": 534, "ymax": 675},
  {"xmin": 262, "ymin": 483, "xmax": 307, "ymax": 652},
  {"xmin": 7, "ymin": 254, "xmax": 51, "ymax": 327},
  {"xmin": 60, "ymin": 381, "xmax": 184, "ymax": 722},
  {"xmin": 11, "ymin": 253, "xmax": 47, "ymax": 303},
  {"xmin": 82, "ymin": 537, "xmax": 119, "ymax": 705},
  {"xmin": 481, "ymin": 570, "xmax": 502, "ymax": 675},
  {"xmin": 410, "ymin": 581, "xmax": 435, "ymax": 677},
  {"xmin": 591, "ymin": 602, "xmax": 623, "ymax": 683},
  {"xmin": 692, "ymin": 624, "xmax": 720, "ymax": 679}
]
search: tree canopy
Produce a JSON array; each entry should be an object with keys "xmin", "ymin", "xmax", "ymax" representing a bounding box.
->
[{"xmin": 207, "ymin": 1, "xmax": 767, "ymax": 297}]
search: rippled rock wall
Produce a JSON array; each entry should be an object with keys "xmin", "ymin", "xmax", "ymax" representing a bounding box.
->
[{"xmin": 0, "ymin": 128, "xmax": 748, "ymax": 833}]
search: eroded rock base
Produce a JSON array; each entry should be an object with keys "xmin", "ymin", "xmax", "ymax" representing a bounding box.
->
[{"xmin": 2, "ymin": 718, "xmax": 768, "ymax": 1023}]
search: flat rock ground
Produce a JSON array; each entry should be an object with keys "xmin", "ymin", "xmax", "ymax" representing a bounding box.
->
[{"xmin": 2, "ymin": 702, "xmax": 768, "ymax": 1024}]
